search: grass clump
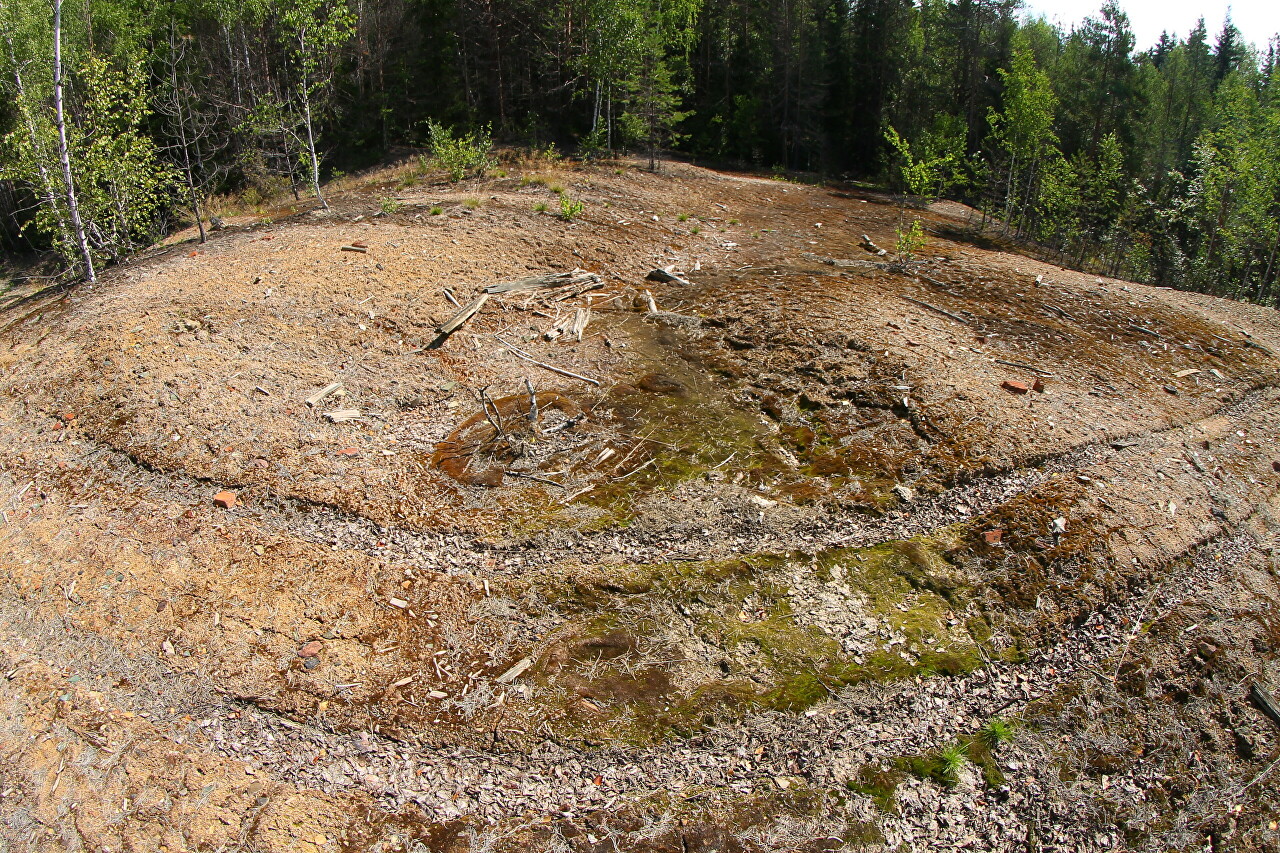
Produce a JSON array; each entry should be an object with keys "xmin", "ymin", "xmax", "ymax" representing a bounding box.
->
[
  {"xmin": 429, "ymin": 205, "xmax": 443, "ymax": 215},
  {"xmin": 677, "ymin": 213, "xmax": 689, "ymax": 222},
  {"xmin": 533, "ymin": 201, "xmax": 548, "ymax": 213},
  {"xmin": 463, "ymin": 197, "xmax": 481, "ymax": 209}
]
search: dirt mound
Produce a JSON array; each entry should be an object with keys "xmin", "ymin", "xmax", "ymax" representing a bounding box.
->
[{"xmin": 2, "ymin": 159, "xmax": 1279, "ymax": 851}]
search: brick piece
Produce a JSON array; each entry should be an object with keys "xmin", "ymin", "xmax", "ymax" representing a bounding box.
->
[
  {"xmin": 1001, "ymin": 380, "xmax": 1030, "ymax": 394},
  {"xmin": 213, "ymin": 491, "xmax": 237, "ymax": 509}
]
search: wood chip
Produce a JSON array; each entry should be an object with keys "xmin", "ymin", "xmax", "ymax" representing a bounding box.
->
[
  {"xmin": 306, "ymin": 382, "xmax": 343, "ymax": 407},
  {"xmin": 1173, "ymin": 369, "xmax": 1199, "ymax": 378},
  {"xmin": 323, "ymin": 409, "xmax": 362, "ymax": 422},
  {"xmin": 495, "ymin": 657, "xmax": 533, "ymax": 684},
  {"xmin": 341, "ymin": 245, "xmax": 368, "ymax": 253},
  {"xmin": 388, "ymin": 597, "xmax": 409, "ymax": 609}
]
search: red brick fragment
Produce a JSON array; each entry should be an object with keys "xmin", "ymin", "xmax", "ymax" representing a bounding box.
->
[
  {"xmin": 1001, "ymin": 380, "xmax": 1030, "ymax": 394},
  {"xmin": 982, "ymin": 529, "xmax": 1003, "ymax": 545},
  {"xmin": 338, "ymin": 447, "xmax": 359, "ymax": 456},
  {"xmin": 213, "ymin": 491, "xmax": 237, "ymax": 509},
  {"xmin": 298, "ymin": 640, "xmax": 323, "ymax": 658}
]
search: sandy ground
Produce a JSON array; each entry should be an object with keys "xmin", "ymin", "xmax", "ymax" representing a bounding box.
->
[{"xmin": 1, "ymin": 157, "xmax": 1279, "ymax": 851}]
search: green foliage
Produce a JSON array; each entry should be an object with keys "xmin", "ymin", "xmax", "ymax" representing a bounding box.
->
[
  {"xmin": 979, "ymin": 718, "xmax": 1015, "ymax": 749},
  {"xmin": 884, "ymin": 125, "xmax": 955, "ymax": 202},
  {"xmin": 379, "ymin": 196, "xmax": 401, "ymax": 214},
  {"xmin": 0, "ymin": 43, "xmax": 177, "ymax": 269},
  {"xmin": 429, "ymin": 205, "xmax": 443, "ymax": 215},
  {"xmin": 558, "ymin": 194, "xmax": 584, "ymax": 221},
  {"xmin": 426, "ymin": 120, "xmax": 495, "ymax": 182},
  {"xmin": 463, "ymin": 197, "xmax": 480, "ymax": 209},
  {"xmin": 533, "ymin": 201, "xmax": 548, "ymax": 213},
  {"xmin": 894, "ymin": 218, "xmax": 926, "ymax": 260}
]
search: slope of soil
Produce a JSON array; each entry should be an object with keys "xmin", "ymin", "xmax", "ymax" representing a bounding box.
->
[{"xmin": 2, "ymin": 158, "xmax": 1279, "ymax": 852}]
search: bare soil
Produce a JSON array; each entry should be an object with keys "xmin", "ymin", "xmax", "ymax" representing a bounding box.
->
[{"xmin": 2, "ymin": 157, "xmax": 1279, "ymax": 852}]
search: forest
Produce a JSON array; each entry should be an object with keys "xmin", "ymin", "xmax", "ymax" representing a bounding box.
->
[{"xmin": 2, "ymin": 0, "xmax": 1279, "ymax": 304}]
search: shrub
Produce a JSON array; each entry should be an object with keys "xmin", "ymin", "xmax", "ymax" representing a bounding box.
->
[
  {"xmin": 558, "ymin": 195, "xmax": 584, "ymax": 221},
  {"xmin": 895, "ymin": 218, "xmax": 927, "ymax": 260},
  {"xmin": 379, "ymin": 196, "xmax": 402, "ymax": 214},
  {"xmin": 426, "ymin": 120, "xmax": 495, "ymax": 182}
]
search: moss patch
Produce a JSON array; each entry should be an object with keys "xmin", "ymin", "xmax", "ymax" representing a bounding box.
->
[{"xmin": 533, "ymin": 537, "xmax": 991, "ymax": 743}]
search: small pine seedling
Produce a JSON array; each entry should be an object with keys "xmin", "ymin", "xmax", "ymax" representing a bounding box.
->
[
  {"xmin": 939, "ymin": 743, "xmax": 967, "ymax": 784},
  {"xmin": 979, "ymin": 718, "xmax": 1015, "ymax": 749}
]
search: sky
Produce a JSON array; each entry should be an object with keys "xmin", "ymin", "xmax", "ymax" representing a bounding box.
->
[{"xmin": 1021, "ymin": 0, "xmax": 1280, "ymax": 53}]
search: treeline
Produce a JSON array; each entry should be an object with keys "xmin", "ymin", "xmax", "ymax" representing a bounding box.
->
[{"xmin": 1, "ymin": 0, "xmax": 1279, "ymax": 303}]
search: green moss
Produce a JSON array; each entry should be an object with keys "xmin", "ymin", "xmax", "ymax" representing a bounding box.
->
[
  {"xmin": 846, "ymin": 765, "xmax": 905, "ymax": 813},
  {"xmin": 537, "ymin": 535, "xmax": 994, "ymax": 745}
]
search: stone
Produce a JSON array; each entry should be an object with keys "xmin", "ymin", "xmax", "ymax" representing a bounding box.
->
[
  {"xmin": 213, "ymin": 491, "xmax": 237, "ymax": 509},
  {"xmin": 982, "ymin": 529, "xmax": 1003, "ymax": 545},
  {"xmin": 1001, "ymin": 380, "xmax": 1030, "ymax": 394},
  {"xmin": 1033, "ymin": 378, "xmax": 1046, "ymax": 392},
  {"xmin": 298, "ymin": 640, "xmax": 323, "ymax": 658}
]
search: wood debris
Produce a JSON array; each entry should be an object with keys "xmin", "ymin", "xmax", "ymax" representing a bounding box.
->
[
  {"xmin": 484, "ymin": 269, "xmax": 601, "ymax": 295},
  {"xmin": 437, "ymin": 294, "xmax": 489, "ymax": 336},
  {"xmin": 646, "ymin": 267, "xmax": 692, "ymax": 286},
  {"xmin": 323, "ymin": 408, "xmax": 362, "ymax": 422},
  {"xmin": 1250, "ymin": 682, "xmax": 1280, "ymax": 730},
  {"xmin": 495, "ymin": 657, "xmax": 533, "ymax": 684},
  {"xmin": 495, "ymin": 337, "xmax": 601, "ymax": 386},
  {"xmin": 305, "ymin": 382, "xmax": 343, "ymax": 407},
  {"xmin": 340, "ymin": 245, "xmax": 368, "ymax": 253}
]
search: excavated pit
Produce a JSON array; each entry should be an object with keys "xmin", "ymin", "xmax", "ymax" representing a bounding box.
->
[{"xmin": 1, "ymin": 159, "xmax": 1279, "ymax": 852}]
